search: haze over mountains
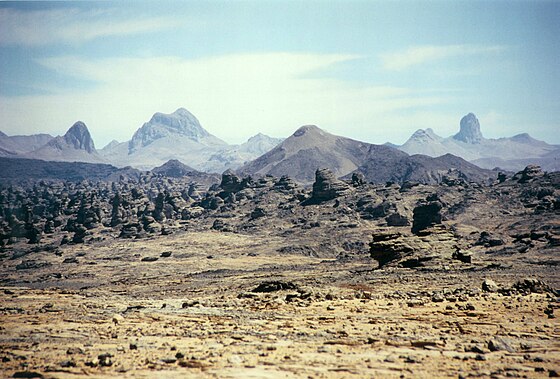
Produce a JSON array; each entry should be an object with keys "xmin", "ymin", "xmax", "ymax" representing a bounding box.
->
[
  {"xmin": 100, "ymin": 108, "xmax": 283, "ymax": 172},
  {"xmin": 398, "ymin": 113, "xmax": 560, "ymax": 172},
  {"xmin": 0, "ymin": 108, "xmax": 557, "ymax": 184}
]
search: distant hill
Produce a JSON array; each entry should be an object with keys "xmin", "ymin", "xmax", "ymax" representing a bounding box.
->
[
  {"xmin": 239, "ymin": 125, "xmax": 385, "ymax": 183},
  {"xmin": 398, "ymin": 113, "xmax": 560, "ymax": 171},
  {"xmin": 151, "ymin": 159, "xmax": 221, "ymax": 187},
  {"xmin": 0, "ymin": 157, "xmax": 141, "ymax": 183},
  {"xmin": 240, "ymin": 124, "xmax": 495, "ymax": 184},
  {"xmin": 204, "ymin": 133, "xmax": 284, "ymax": 173},
  {"xmin": 23, "ymin": 122, "xmax": 106, "ymax": 164},
  {"xmin": 0, "ymin": 132, "xmax": 54, "ymax": 156},
  {"xmin": 352, "ymin": 153, "xmax": 496, "ymax": 184}
]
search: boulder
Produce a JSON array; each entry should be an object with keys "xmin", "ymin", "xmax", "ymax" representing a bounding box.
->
[
  {"xmin": 411, "ymin": 200, "xmax": 443, "ymax": 235},
  {"xmin": 514, "ymin": 165, "xmax": 544, "ymax": 183},
  {"xmin": 311, "ymin": 168, "xmax": 350, "ymax": 202}
]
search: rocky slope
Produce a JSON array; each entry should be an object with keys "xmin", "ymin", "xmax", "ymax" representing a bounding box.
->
[{"xmin": 399, "ymin": 113, "xmax": 560, "ymax": 171}]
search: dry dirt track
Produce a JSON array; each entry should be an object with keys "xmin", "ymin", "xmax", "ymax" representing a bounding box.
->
[{"xmin": 1, "ymin": 230, "xmax": 559, "ymax": 379}]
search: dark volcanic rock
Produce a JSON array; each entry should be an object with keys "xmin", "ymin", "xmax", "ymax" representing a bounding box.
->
[
  {"xmin": 310, "ymin": 168, "xmax": 350, "ymax": 202},
  {"xmin": 369, "ymin": 232, "xmax": 414, "ymax": 267},
  {"xmin": 411, "ymin": 201, "xmax": 443, "ymax": 235},
  {"xmin": 212, "ymin": 219, "xmax": 233, "ymax": 232},
  {"xmin": 72, "ymin": 224, "xmax": 87, "ymax": 244},
  {"xmin": 252, "ymin": 281, "xmax": 298, "ymax": 293},
  {"xmin": 512, "ymin": 278, "xmax": 553, "ymax": 294},
  {"xmin": 119, "ymin": 222, "xmax": 141, "ymax": 239},
  {"xmin": 220, "ymin": 170, "xmax": 244, "ymax": 193},
  {"xmin": 385, "ymin": 212, "xmax": 410, "ymax": 227},
  {"xmin": 514, "ymin": 165, "xmax": 544, "ymax": 183}
]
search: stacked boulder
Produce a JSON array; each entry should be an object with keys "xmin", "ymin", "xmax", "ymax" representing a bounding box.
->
[{"xmin": 310, "ymin": 168, "xmax": 350, "ymax": 202}]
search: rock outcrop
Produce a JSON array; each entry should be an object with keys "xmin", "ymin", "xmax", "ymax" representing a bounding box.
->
[
  {"xmin": 310, "ymin": 168, "xmax": 350, "ymax": 202},
  {"xmin": 453, "ymin": 113, "xmax": 484, "ymax": 144}
]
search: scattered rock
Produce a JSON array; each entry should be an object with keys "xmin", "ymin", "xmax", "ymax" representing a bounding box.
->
[
  {"xmin": 482, "ymin": 279, "xmax": 499, "ymax": 293},
  {"xmin": 141, "ymin": 256, "xmax": 158, "ymax": 262},
  {"xmin": 98, "ymin": 353, "xmax": 113, "ymax": 367},
  {"xmin": 488, "ymin": 337, "xmax": 516, "ymax": 353},
  {"xmin": 252, "ymin": 281, "xmax": 298, "ymax": 293},
  {"xmin": 12, "ymin": 372, "xmax": 44, "ymax": 379}
]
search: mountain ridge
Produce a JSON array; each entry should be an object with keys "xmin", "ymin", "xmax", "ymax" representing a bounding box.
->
[
  {"xmin": 240, "ymin": 124, "xmax": 495, "ymax": 184},
  {"xmin": 399, "ymin": 113, "xmax": 560, "ymax": 171}
]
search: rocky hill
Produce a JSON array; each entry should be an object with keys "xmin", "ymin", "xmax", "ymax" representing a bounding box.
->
[
  {"xmin": 399, "ymin": 113, "xmax": 560, "ymax": 171},
  {"xmin": 151, "ymin": 159, "xmax": 220, "ymax": 188},
  {"xmin": 22, "ymin": 122, "xmax": 105, "ymax": 164},
  {"xmin": 240, "ymin": 124, "xmax": 495, "ymax": 184}
]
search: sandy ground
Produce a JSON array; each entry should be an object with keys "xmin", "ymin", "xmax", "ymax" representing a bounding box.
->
[{"xmin": 1, "ymin": 229, "xmax": 559, "ymax": 378}]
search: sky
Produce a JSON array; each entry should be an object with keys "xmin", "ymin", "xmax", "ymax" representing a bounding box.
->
[{"xmin": 0, "ymin": 1, "xmax": 559, "ymax": 148}]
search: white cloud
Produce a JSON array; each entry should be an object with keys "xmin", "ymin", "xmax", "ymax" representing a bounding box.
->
[
  {"xmin": 0, "ymin": 53, "xmax": 450, "ymax": 147},
  {"xmin": 380, "ymin": 45, "xmax": 506, "ymax": 71},
  {"xmin": 0, "ymin": 8, "xmax": 180, "ymax": 46}
]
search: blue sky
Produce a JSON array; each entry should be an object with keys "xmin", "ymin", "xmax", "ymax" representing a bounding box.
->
[{"xmin": 0, "ymin": 1, "xmax": 558, "ymax": 148}]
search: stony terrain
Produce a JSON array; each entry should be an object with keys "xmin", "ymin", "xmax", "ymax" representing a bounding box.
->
[{"xmin": 0, "ymin": 165, "xmax": 559, "ymax": 378}]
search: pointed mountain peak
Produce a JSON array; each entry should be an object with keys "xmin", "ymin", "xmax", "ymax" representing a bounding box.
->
[
  {"xmin": 172, "ymin": 107, "xmax": 193, "ymax": 116},
  {"xmin": 411, "ymin": 128, "xmax": 440, "ymax": 140},
  {"xmin": 292, "ymin": 125, "xmax": 325, "ymax": 137},
  {"xmin": 63, "ymin": 121, "xmax": 95, "ymax": 153},
  {"xmin": 129, "ymin": 107, "xmax": 217, "ymax": 153},
  {"xmin": 245, "ymin": 132, "xmax": 282, "ymax": 144},
  {"xmin": 453, "ymin": 113, "xmax": 484, "ymax": 144},
  {"xmin": 102, "ymin": 139, "xmax": 120, "ymax": 150}
]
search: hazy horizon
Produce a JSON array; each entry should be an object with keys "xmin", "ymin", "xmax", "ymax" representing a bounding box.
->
[{"xmin": 1, "ymin": 1, "xmax": 558, "ymax": 148}]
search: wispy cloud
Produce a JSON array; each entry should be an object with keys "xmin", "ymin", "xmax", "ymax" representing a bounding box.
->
[
  {"xmin": 0, "ymin": 8, "xmax": 180, "ymax": 46},
  {"xmin": 0, "ymin": 53, "xmax": 449, "ymax": 146},
  {"xmin": 380, "ymin": 44, "xmax": 507, "ymax": 71}
]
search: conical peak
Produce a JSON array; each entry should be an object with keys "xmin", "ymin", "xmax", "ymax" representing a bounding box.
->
[
  {"xmin": 293, "ymin": 125, "xmax": 323, "ymax": 137},
  {"xmin": 454, "ymin": 113, "xmax": 483, "ymax": 144},
  {"xmin": 64, "ymin": 121, "xmax": 95, "ymax": 152}
]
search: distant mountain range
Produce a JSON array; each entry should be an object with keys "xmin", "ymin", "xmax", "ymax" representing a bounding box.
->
[
  {"xmin": 239, "ymin": 124, "xmax": 495, "ymax": 184},
  {"xmin": 99, "ymin": 108, "xmax": 283, "ymax": 171},
  {"xmin": 22, "ymin": 121, "xmax": 105, "ymax": 164},
  {"xmin": 1, "ymin": 108, "xmax": 557, "ymax": 184},
  {"xmin": 397, "ymin": 113, "xmax": 560, "ymax": 171}
]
